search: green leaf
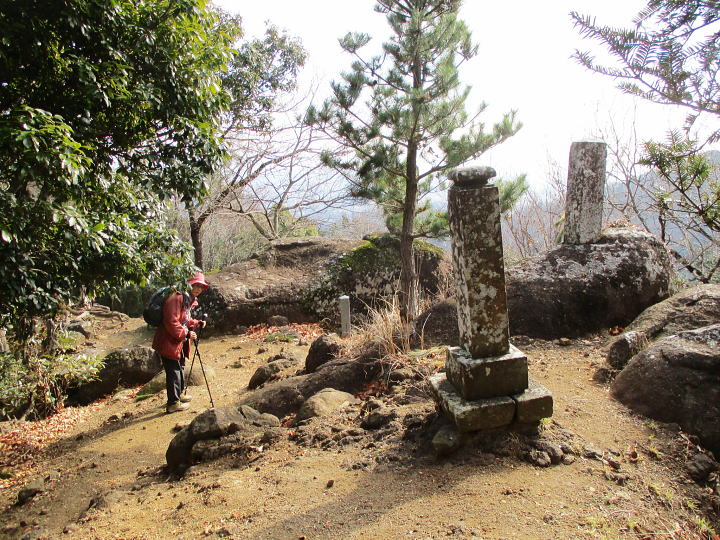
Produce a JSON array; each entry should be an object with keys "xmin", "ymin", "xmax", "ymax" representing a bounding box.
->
[{"xmin": 1, "ymin": 0, "xmax": 229, "ymax": 344}]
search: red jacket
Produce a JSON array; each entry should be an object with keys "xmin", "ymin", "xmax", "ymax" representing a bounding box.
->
[{"xmin": 152, "ymin": 292, "xmax": 199, "ymax": 361}]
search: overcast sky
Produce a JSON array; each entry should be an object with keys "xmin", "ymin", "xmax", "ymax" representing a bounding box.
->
[{"xmin": 214, "ymin": 0, "xmax": 714, "ymax": 189}]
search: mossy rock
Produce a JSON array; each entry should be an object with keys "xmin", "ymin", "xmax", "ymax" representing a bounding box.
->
[
  {"xmin": 335, "ymin": 239, "xmax": 396, "ymax": 274},
  {"xmin": 137, "ymin": 372, "xmax": 166, "ymax": 399},
  {"xmin": 337, "ymin": 234, "xmax": 444, "ymax": 270},
  {"xmin": 304, "ymin": 233, "xmax": 449, "ymax": 321}
]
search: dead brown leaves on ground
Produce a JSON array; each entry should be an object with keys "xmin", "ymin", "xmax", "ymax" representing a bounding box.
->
[
  {"xmin": 238, "ymin": 323, "xmax": 324, "ymax": 342},
  {"xmin": 0, "ymin": 401, "xmax": 104, "ymax": 491}
]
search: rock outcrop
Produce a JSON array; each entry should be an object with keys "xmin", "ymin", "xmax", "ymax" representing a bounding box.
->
[
  {"xmin": 506, "ymin": 228, "xmax": 671, "ymax": 338},
  {"xmin": 606, "ymin": 284, "xmax": 720, "ymax": 369},
  {"xmin": 611, "ymin": 324, "xmax": 720, "ymax": 455},
  {"xmin": 200, "ymin": 235, "xmax": 449, "ymax": 335},
  {"xmin": 200, "ymin": 237, "xmax": 360, "ymax": 334},
  {"xmin": 300, "ymin": 234, "xmax": 449, "ymax": 321},
  {"xmin": 416, "ymin": 228, "xmax": 672, "ymax": 342},
  {"xmin": 70, "ymin": 346, "xmax": 160, "ymax": 404}
]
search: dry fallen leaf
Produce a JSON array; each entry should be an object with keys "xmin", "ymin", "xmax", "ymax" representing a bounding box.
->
[{"xmin": 0, "ymin": 401, "xmax": 106, "ymax": 491}]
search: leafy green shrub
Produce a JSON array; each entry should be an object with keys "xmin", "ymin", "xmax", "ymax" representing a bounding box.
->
[
  {"xmin": 0, "ymin": 353, "xmax": 26, "ymax": 419},
  {"xmin": 0, "ymin": 352, "xmax": 102, "ymax": 420}
]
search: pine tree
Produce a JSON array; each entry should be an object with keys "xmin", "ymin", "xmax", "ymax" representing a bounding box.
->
[
  {"xmin": 572, "ymin": 1, "xmax": 720, "ymax": 142},
  {"xmin": 307, "ymin": 0, "xmax": 520, "ymax": 322}
]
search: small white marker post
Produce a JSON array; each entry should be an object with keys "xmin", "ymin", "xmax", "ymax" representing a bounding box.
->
[{"xmin": 339, "ymin": 295, "xmax": 350, "ymax": 337}]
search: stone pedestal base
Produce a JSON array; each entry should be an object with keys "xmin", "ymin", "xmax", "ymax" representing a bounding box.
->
[
  {"xmin": 430, "ymin": 373, "xmax": 553, "ymax": 433},
  {"xmin": 446, "ymin": 344, "xmax": 528, "ymax": 400},
  {"xmin": 513, "ymin": 377, "xmax": 554, "ymax": 424}
]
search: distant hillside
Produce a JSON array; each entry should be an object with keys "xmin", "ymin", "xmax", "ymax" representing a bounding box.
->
[{"xmin": 706, "ymin": 149, "xmax": 720, "ymax": 165}]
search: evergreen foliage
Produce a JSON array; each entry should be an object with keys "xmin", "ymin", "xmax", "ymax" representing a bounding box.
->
[
  {"xmin": 217, "ymin": 15, "xmax": 306, "ymax": 133},
  {"xmin": 0, "ymin": 351, "xmax": 102, "ymax": 420},
  {"xmin": 642, "ymin": 134, "xmax": 719, "ymax": 235},
  {"xmin": 0, "ymin": 0, "xmax": 235, "ymax": 343},
  {"xmin": 497, "ymin": 175, "xmax": 530, "ymax": 214},
  {"xmin": 572, "ymin": 1, "xmax": 720, "ymax": 142},
  {"xmin": 306, "ymin": 0, "xmax": 521, "ymax": 320}
]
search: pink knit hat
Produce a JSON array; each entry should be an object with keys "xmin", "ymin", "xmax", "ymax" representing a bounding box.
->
[{"xmin": 187, "ymin": 272, "xmax": 209, "ymax": 289}]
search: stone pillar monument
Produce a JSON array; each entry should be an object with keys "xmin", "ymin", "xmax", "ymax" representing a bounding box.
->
[
  {"xmin": 447, "ymin": 166, "xmax": 509, "ymax": 358},
  {"xmin": 563, "ymin": 141, "xmax": 607, "ymax": 245},
  {"xmin": 338, "ymin": 295, "xmax": 350, "ymax": 337},
  {"xmin": 429, "ymin": 166, "xmax": 553, "ymax": 433}
]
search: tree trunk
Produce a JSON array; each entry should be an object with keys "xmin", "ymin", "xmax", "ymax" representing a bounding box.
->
[
  {"xmin": 399, "ymin": 50, "xmax": 424, "ymax": 325},
  {"xmin": 248, "ymin": 214, "xmax": 276, "ymax": 241},
  {"xmin": 41, "ymin": 317, "xmax": 60, "ymax": 355},
  {"xmin": 188, "ymin": 208, "xmax": 204, "ymax": 270},
  {"xmin": 400, "ymin": 141, "xmax": 420, "ymax": 324},
  {"xmin": 16, "ymin": 316, "xmax": 37, "ymax": 358}
]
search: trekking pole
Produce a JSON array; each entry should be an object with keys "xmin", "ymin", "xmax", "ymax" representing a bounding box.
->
[
  {"xmin": 186, "ymin": 313, "xmax": 207, "ymax": 385},
  {"xmin": 185, "ymin": 322, "xmax": 200, "ymax": 394},
  {"xmin": 188, "ymin": 314, "xmax": 215, "ymax": 408}
]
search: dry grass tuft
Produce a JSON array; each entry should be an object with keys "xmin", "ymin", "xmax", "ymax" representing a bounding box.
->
[
  {"xmin": 339, "ymin": 296, "xmax": 447, "ymax": 398},
  {"xmin": 340, "ymin": 297, "xmax": 413, "ymax": 361}
]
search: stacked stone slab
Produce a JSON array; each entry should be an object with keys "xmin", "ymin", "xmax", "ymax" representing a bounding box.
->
[{"xmin": 429, "ymin": 166, "xmax": 553, "ymax": 432}]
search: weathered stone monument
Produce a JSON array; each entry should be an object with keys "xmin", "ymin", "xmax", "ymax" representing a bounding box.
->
[
  {"xmin": 563, "ymin": 141, "xmax": 607, "ymax": 245},
  {"xmin": 429, "ymin": 166, "xmax": 553, "ymax": 432},
  {"xmin": 338, "ymin": 295, "xmax": 350, "ymax": 337}
]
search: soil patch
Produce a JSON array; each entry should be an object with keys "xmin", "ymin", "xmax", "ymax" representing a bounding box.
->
[{"xmin": 1, "ymin": 317, "xmax": 718, "ymax": 539}]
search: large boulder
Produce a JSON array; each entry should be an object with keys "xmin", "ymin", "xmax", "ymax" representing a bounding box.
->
[
  {"xmin": 415, "ymin": 228, "xmax": 672, "ymax": 342},
  {"xmin": 201, "ymin": 235, "xmax": 449, "ymax": 334},
  {"xmin": 304, "ymin": 234, "xmax": 450, "ymax": 321},
  {"xmin": 70, "ymin": 346, "xmax": 161, "ymax": 404},
  {"xmin": 166, "ymin": 405, "xmax": 280, "ymax": 473},
  {"xmin": 506, "ymin": 228, "xmax": 672, "ymax": 338},
  {"xmin": 611, "ymin": 324, "xmax": 720, "ymax": 455},
  {"xmin": 200, "ymin": 237, "xmax": 360, "ymax": 334},
  {"xmin": 606, "ymin": 284, "xmax": 720, "ymax": 369}
]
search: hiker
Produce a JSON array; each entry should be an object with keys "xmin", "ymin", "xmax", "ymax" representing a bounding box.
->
[{"xmin": 152, "ymin": 272, "xmax": 209, "ymax": 413}]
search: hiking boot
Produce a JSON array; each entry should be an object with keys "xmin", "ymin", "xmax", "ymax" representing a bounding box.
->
[
  {"xmin": 179, "ymin": 393, "xmax": 192, "ymax": 403},
  {"xmin": 166, "ymin": 402, "xmax": 189, "ymax": 413}
]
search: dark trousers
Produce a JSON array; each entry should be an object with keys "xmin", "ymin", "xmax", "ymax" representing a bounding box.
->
[{"xmin": 162, "ymin": 354, "xmax": 185, "ymax": 405}]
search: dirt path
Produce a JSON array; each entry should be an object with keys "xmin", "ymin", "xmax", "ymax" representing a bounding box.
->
[{"xmin": 0, "ymin": 317, "xmax": 717, "ymax": 539}]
